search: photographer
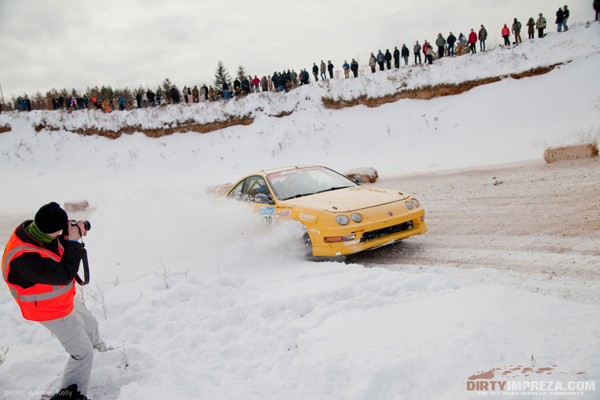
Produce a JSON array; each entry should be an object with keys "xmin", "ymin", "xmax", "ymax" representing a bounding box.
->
[{"xmin": 2, "ymin": 202, "xmax": 108, "ymax": 400}]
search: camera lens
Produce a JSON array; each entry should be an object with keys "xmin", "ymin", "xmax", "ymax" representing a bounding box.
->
[{"xmin": 70, "ymin": 220, "xmax": 91, "ymax": 231}]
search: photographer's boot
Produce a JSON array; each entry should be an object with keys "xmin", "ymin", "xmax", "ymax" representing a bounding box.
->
[
  {"xmin": 93, "ymin": 341, "xmax": 113, "ymax": 352},
  {"xmin": 49, "ymin": 384, "xmax": 86, "ymax": 400}
]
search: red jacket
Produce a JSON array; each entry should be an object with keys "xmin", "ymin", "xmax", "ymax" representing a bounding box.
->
[
  {"xmin": 2, "ymin": 229, "xmax": 76, "ymax": 321},
  {"xmin": 502, "ymin": 25, "xmax": 510, "ymax": 36},
  {"xmin": 468, "ymin": 31, "xmax": 477, "ymax": 44}
]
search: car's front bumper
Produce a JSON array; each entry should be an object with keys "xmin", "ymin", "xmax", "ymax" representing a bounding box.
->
[{"xmin": 309, "ymin": 208, "xmax": 427, "ymax": 257}]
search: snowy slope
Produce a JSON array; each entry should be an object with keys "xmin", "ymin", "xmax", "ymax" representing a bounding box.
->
[
  {"xmin": 0, "ymin": 23, "xmax": 599, "ymax": 400},
  {"xmin": 1, "ymin": 24, "xmax": 599, "ymax": 216}
]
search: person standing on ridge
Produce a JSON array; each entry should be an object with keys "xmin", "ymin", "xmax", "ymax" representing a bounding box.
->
[
  {"xmin": 425, "ymin": 44, "xmax": 434, "ymax": 64},
  {"xmin": 562, "ymin": 5, "xmax": 570, "ymax": 31},
  {"xmin": 401, "ymin": 44, "xmax": 410, "ymax": 65},
  {"xmin": 342, "ymin": 60, "xmax": 350, "ymax": 78},
  {"xmin": 527, "ymin": 17, "xmax": 536, "ymax": 39},
  {"xmin": 376, "ymin": 50, "xmax": 385, "ymax": 71},
  {"xmin": 447, "ymin": 32, "xmax": 457, "ymax": 56},
  {"xmin": 436, "ymin": 33, "xmax": 446, "ymax": 58},
  {"xmin": 556, "ymin": 7, "xmax": 565, "ymax": 32},
  {"xmin": 350, "ymin": 58, "xmax": 359, "ymax": 77},
  {"xmin": 502, "ymin": 23, "xmax": 511, "ymax": 46},
  {"xmin": 536, "ymin": 13, "xmax": 547, "ymax": 38},
  {"xmin": 414, "ymin": 41, "xmax": 422, "ymax": 64},
  {"xmin": 512, "ymin": 18, "xmax": 522, "ymax": 44},
  {"xmin": 468, "ymin": 29, "xmax": 477, "ymax": 54},
  {"xmin": 384, "ymin": 49, "xmax": 392, "ymax": 69},
  {"xmin": 369, "ymin": 52, "xmax": 377, "ymax": 73},
  {"xmin": 478, "ymin": 25, "xmax": 488, "ymax": 51},
  {"xmin": 327, "ymin": 60, "xmax": 334, "ymax": 79}
]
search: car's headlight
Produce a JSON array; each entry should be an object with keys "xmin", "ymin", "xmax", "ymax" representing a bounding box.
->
[
  {"xmin": 351, "ymin": 213, "xmax": 362, "ymax": 223},
  {"xmin": 405, "ymin": 201, "xmax": 414, "ymax": 210},
  {"xmin": 412, "ymin": 198, "xmax": 420, "ymax": 208},
  {"xmin": 336, "ymin": 215, "xmax": 349, "ymax": 225}
]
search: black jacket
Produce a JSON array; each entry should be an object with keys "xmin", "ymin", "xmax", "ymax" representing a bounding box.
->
[{"xmin": 6, "ymin": 221, "xmax": 84, "ymax": 289}]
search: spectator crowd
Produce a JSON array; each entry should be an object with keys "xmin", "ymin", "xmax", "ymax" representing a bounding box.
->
[{"xmin": 6, "ymin": 2, "xmax": 593, "ymax": 114}]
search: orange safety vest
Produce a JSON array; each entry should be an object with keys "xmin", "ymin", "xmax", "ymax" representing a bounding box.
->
[{"xmin": 2, "ymin": 230, "xmax": 75, "ymax": 321}]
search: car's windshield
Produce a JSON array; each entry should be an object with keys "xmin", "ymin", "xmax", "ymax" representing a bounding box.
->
[{"xmin": 267, "ymin": 166, "xmax": 356, "ymax": 200}]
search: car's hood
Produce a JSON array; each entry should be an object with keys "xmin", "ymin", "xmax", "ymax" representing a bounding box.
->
[{"xmin": 283, "ymin": 186, "xmax": 410, "ymax": 212}]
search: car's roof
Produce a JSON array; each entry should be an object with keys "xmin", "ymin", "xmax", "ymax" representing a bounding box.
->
[{"xmin": 258, "ymin": 165, "xmax": 321, "ymax": 175}]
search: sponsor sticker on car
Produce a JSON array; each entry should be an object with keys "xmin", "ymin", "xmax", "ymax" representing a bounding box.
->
[{"xmin": 260, "ymin": 206, "xmax": 276, "ymax": 216}]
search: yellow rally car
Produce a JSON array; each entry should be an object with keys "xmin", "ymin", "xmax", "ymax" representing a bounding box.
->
[{"xmin": 223, "ymin": 165, "xmax": 427, "ymax": 257}]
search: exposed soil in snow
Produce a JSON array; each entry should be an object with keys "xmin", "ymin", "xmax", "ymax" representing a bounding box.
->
[
  {"xmin": 2, "ymin": 62, "xmax": 562, "ymax": 139},
  {"xmin": 347, "ymin": 157, "xmax": 600, "ymax": 304},
  {"xmin": 32, "ymin": 115, "xmax": 255, "ymax": 139},
  {"xmin": 322, "ymin": 64, "xmax": 561, "ymax": 108}
]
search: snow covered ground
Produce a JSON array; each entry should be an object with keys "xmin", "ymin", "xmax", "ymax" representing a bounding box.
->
[{"xmin": 1, "ymin": 23, "xmax": 599, "ymax": 400}]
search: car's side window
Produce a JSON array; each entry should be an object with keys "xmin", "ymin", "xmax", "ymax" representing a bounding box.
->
[
  {"xmin": 227, "ymin": 180, "xmax": 245, "ymax": 200},
  {"xmin": 248, "ymin": 177, "xmax": 274, "ymax": 204},
  {"xmin": 228, "ymin": 176, "xmax": 274, "ymax": 204}
]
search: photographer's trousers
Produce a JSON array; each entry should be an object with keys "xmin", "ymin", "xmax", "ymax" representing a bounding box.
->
[{"xmin": 40, "ymin": 298, "xmax": 101, "ymax": 395}]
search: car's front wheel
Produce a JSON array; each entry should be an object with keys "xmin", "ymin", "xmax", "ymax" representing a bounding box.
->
[{"xmin": 303, "ymin": 232, "xmax": 314, "ymax": 259}]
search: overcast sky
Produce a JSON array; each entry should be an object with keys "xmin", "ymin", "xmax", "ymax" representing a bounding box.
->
[{"xmin": 0, "ymin": 0, "xmax": 591, "ymax": 100}]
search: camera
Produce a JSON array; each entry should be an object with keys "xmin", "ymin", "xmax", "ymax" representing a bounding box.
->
[{"xmin": 70, "ymin": 219, "xmax": 92, "ymax": 231}]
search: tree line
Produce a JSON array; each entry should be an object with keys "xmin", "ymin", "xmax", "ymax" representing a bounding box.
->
[{"xmin": 4, "ymin": 60, "xmax": 252, "ymax": 112}]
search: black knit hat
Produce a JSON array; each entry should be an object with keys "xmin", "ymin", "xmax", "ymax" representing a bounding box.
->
[{"xmin": 34, "ymin": 202, "xmax": 68, "ymax": 234}]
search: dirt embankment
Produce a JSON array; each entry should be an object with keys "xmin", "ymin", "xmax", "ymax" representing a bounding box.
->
[
  {"xmin": 323, "ymin": 64, "xmax": 561, "ymax": 109},
  {"xmin": 33, "ymin": 115, "xmax": 255, "ymax": 139},
  {"xmin": 12, "ymin": 63, "xmax": 561, "ymax": 138}
]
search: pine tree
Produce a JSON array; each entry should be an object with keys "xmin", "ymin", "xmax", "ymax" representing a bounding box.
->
[
  {"xmin": 32, "ymin": 91, "xmax": 44, "ymax": 110},
  {"xmin": 236, "ymin": 65, "xmax": 247, "ymax": 82},
  {"xmin": 214, "ymin": 61, "xmax": 231, "ymax": 89},
  {"xmin": 87, "ymin": 86, "xmax": 100, "ymax": 98},
  {"xmin": 99, "ymin": 85, "xmax": 113, "ymax": 102},
  {"xmin": 162, "ymin": 78, "xmax": 173, "ymax": 102},
  {"xmin": 115, "ymin": 87, "xmax": 134, "ymax": 107}
]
